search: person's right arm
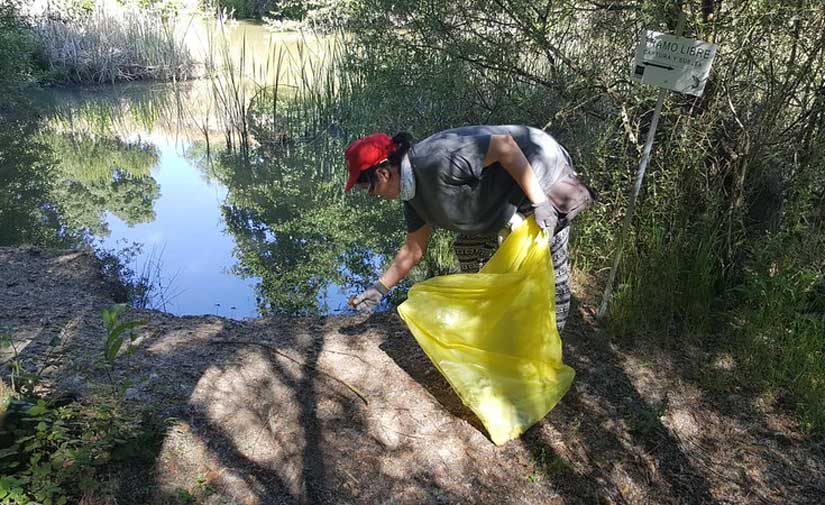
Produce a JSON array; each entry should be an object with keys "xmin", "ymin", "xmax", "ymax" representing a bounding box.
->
[
  {"xmin": 349, "ymin": 224, "xmax": 431, "ymax": 313},
  {"xmin": 379, "ymin": 224, "xmax": 432, "ymax": 290},
  {"xmin": 482, "ymin": 134, "xmax": 556, "ymax": 232}
]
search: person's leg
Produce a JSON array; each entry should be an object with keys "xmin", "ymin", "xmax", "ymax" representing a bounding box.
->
[
  {"xmin": 453, "ymin": 233, "xmax": 499, "ymax": 273},
  {"xmin": 551, "ymin": 226, "xmax": 571, "ymax": 334},
  {"xmin": 453, "ymin": 228, "xmax": 570, "ymax": 333}
]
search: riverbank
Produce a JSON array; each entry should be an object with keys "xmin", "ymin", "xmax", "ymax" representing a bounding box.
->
[{"xmin": 1, "ymin": 245, "xmax": 822, "ymax": 504}]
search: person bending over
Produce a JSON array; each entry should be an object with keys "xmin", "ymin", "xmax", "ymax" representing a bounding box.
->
[{"xmin": 344, "ymin": 125, "xmax": 595, "ymax": 333}]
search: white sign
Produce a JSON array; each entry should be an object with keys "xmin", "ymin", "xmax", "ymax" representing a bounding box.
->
[{"xmin": 631, "ymin": 30, "xmax": 718, "ymax": 96}]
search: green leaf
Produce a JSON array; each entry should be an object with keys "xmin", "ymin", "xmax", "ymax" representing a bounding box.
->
[
  {"xmin": 105, "ymin": 336, "xmax": 124, "ymax": 362},
  {"xmin": 102, "ymin": 308, "xmax": 116, "ymax": 332},
  {"xmin": 26, "ymin": 403, "xmax": 47, "ymax": 417},
  {"xmin": 0, "ymin": 447, "xmax": 20, "ymax": 460},
  {"xmin": 108, "ymin": 320, "xmax": 146, "ymax": 343},
  {"xmin": 102, "ymin": 304, "xmax": 126, "ymax": 332},
  {"xmin": 0, "ymin": 476, "xmax": 23, "ymax": 492}
]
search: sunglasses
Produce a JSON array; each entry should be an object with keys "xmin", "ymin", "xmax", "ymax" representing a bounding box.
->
[
  {"xmin": 354, "ymin": 180, "xmax": 374, "ymax": 193},
  {"xmin": 354, "ymin": 160, "xmax": 389, "ymax": 194}
]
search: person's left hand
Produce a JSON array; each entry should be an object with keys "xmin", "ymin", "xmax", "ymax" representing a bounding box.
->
[{"xmin": 532, "ymin": 200, "xmax": 557, "ymax": 233}]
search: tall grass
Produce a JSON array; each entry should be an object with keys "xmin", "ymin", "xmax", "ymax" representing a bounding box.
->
[
  {"xmin": 203, "ymin": 13, "xmax": 353, "ymax": 159},
  {"xmin": 250, "ymin": 31, "xmax": 355, "ymax": 145},
  {"xmin": 607, "ymin": 218, "xmax": 723, "ymax": 338},
  {"xmin": 34, "ymin": 1, "xmax": 196, "ymax": 84},
  {"xmin": 204, "ymin": 12, "xmax": 250, "ymax": 157},
  {"xmin": 94, "ymin": 242, "xmax": 181, "ymax": 311},
  {"xmin": 734, "ymin": 231, "xmax": 825, "ymax": 432}
]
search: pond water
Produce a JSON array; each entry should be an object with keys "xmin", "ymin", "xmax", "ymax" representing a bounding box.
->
[
  {"xmin": 94, "ymin": 128, "xmax": 260, "ymax": 318},
  {"xmin": 3, "ymin": 21, "xmax": 408, "ymax": 318}
]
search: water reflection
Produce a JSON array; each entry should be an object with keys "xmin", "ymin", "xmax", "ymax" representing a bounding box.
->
[
  {"xmin": 6, "ymin": 76, "xmax": 408, "ymax": 317},
  {"xmin": 2, "ymin": 20, "xmax": 413, "ymax": 317},
  {"xmin": 209, "ymin": 140, "xmax": 404, "ymax": 315},
  {"xmin": 0, "ymin": 99, "xmax": 70, "ymax": 248},
  {"xmin": 98, "ymin": 133, "xmax": 262, "ymax": 318},
  {"xmin": 43, "ymin": 132, "xmax": 160, "ymax": 237}
]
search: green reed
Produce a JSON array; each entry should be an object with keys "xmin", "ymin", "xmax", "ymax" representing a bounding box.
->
[{"xmin": 203, "ymin": 14, "xmax": 355, "ymax": 161}]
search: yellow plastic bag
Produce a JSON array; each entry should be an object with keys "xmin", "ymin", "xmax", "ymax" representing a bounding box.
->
[{"xmin": 397, "ymin": 216, "xmax": 575, "ymax": 445}]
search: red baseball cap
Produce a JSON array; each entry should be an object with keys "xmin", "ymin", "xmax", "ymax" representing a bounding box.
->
[{"xmin": 344, "ymin": 133, "xmax": 397, "ymax": 192}]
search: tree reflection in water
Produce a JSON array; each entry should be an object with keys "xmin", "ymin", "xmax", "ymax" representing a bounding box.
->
[
  {"xmin": 0, "ymin": 102, "xmax": 68, "ymax": 247},
  {"xmin": 45, "ymin": 133, "xmax": 161, "ymax": 238},
  {"xmin": 1, "ymin": 96, "xmax": 161, "ymax": 255},
  {"xmin": 207, "ymin": 139, "xmax": 407, "ymax": 315}
]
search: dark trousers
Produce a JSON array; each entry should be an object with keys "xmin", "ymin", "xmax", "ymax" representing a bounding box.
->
[{"xmin": 453, "ymin": 226, "xmax": 571, "ymax": 333}]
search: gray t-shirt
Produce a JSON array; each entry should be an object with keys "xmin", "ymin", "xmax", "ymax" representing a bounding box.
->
[{"xmin": 404, "ymin": 125, "xmax": 571, "ymax": 234}]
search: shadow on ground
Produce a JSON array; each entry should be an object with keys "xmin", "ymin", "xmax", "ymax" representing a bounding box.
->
[{"xmin": 2, "ymin": 247, "xmax": 824, "ymax": 504}]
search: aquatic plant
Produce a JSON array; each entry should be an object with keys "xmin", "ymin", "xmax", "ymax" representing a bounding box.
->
[{"xmin": 33, "ymin": 0, "xmax": 196, "ymax": 84}]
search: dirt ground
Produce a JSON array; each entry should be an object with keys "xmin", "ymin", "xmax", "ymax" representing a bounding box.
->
[{"xmin": 1, "ymin": 246, "xmax": 824, "ymax": 504}]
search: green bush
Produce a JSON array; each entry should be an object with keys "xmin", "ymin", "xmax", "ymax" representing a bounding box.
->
[
  {"xmin": 0, "ymin": 396, "xmax": 146, "ymax": 505},
  {"xmin": 0, "ymin": 0, "xmax": 45, "ymax": 91},
  {"xmin": 0, "ymin": 307, "xmax": 154, "ymax": 504}
]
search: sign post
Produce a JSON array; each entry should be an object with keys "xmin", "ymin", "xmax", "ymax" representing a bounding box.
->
[
  {"xmin": 630, "ymin": 30, "xmax": 718, "ymax": 96},
  {"xmin": 597, "ymin": 23, "xmax": 718, "ymax": 319}
]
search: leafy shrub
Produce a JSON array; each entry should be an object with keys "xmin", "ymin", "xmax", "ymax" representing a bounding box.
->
[
  {"xmin": 0, "ymin": 307, "xmax": 155, "ymax": 504},
  {"xmin": 0, "ymin": 0, "xmax": 46, "ymax": 91},
  {"xmin": 0, "ymin": 396, "xmax": 145, "ymax": 505}
]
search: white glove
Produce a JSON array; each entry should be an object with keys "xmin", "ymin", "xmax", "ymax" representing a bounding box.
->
[
  {"xmin": 532, "ymin": 200, "xmax": 558, "ymax": 233},
  {"xmin": 349, "ymin": 281, "xmax": 389, "ymax": 313}
]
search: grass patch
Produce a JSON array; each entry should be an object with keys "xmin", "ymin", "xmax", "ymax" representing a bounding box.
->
[
  {"xmin": 526, "ymin": 447, "xmax": 573, "ymax": 483},
  {"xmin": 733, "ymin": 234, "xmax": 825, "ymax": 433}
]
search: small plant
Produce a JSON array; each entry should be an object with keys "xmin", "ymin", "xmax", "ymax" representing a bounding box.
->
[
  {"xmin": 170, "ymin": 472, "xmax": 219, "ymax": 504},
  {"xmin": 101, "ymin": 304, "xmax": 146, "ymax": 367},
  {"xmin": 100, "ymin": 304, "xmax": 146, "ymax": 396},
  {"xmin": 1, "ymin": 328, "xmax": 63, "ymax": 397},
  {"xmin": 0, "ymin": 332, "xmax": 38, "ymax": 395},
  {"xmin": 526, "ymin": 447, "xmax": 572, "ymax": 482},
  {"xmin": 631, "ymin": 397, "xmax": 669, "ymax": 437},
  {"xmin": 193, "ymin": 475, "xmax": 218, "ymax": 498},
  {"xmin": 0, "ymin": 395, "xmax": 144, "ymax": 505},
  {"xmin": 0, "ymin": 313, "xmax": 157, "ymax": 504},
  {"xmin": 174, "ymin": 487, "xmax": 195, "ymax": 504}
]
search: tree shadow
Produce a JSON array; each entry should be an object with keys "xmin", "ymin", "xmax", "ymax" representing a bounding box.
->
[
  {"xmin": 84, "ymin": 312, "xmax": 488, "ymax": 504},
  {"xmin": 528, "ymin": 319, "xmax": 718, "ymax": 504},
  {"xmin": 366, "ymin": 315, "xmax": 488, "ymax": 438},
  {"xmin": 3, "ymin": 248, "xmax": 824, "ymax": 504},
  {"xmin": 370, "ymin": 298, "xmax": 721, "ymax": 504},
  {"xmin": 602, "ymin": 325, "xmax": 825, "ymax": 503}
]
